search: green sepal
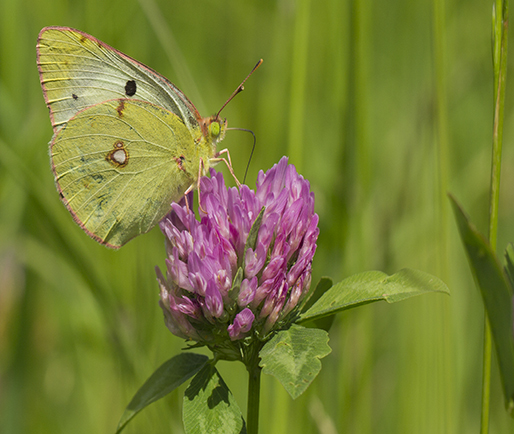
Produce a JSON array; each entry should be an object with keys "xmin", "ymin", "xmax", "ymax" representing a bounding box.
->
[
  {"xmin": 241, "ymin": 207, "xmax": 265, "ymax": 270},
  {"xmin": 228, "ymin": 267, "xmax": 244, "ymax": 306}
]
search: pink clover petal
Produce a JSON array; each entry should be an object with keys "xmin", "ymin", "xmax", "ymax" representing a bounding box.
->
[
  {"xmin": 159, "ymin": 299, "xmax": 188, "ymax": 339},
  {"xmin": 157, "ymin": 156, "xmax": 319, "ymax": 345},
  {"xmin": 264, "ymin": 188, "xmax": 288, "ymax": 218},
  {"xmin": 279, "ymin": 198, "xmax": 304, "ymax": 237},
  {"xmin": 264, "ymin": 293, "xmax": 287, "ymax": 332},
  {"xmin": 205, "ymin": 280, "xmax": 224, "ymax": 318},
  {"xmin": 238, "ymin": 276, "xmax": 258, "ymax": 307},
  {"xmin": 256, "ymin": 273, "xmax": 286, "ymax": 316},
  {"xmin": 176, "ymin": 295, "xmax": 202, "ymax": 319},
  {"xmin": 257, "ymin": 213, "xmax": 279, "ymax": 250},
  {"xmin": 282, "ymin": 274, "xmax": 305, "ymax": 317},
  {"xmin": 260, "ymin": 256, "xmax": 286, "ymax": 282},
  {"xmin": 228, "ymin": 308, "xmax": 255, "ymax": 341},
  {"xmin": 270, "ymin": 232, "xmax": 291, "ymax": 261},
  {"xmin": 166, "ymin": 252, "xmax": 193, "ymax": 292},
  {"xmin": 215, "ymin": 268, "xmax": 232, "ymax": 297},
  {"xmin": 251, "ymin": 277, "xmax": 274, "ymax": 309},
  {"xmin": 286, "ymin": 248, "xmax": 315, "ymax": 289},
  {"xmin": 244, "ymin": 243, "xmax": 267, "ymax": 278},
  {"xmin": 167, "ymin": 295, "xmax": 202, "ymax": 340}
]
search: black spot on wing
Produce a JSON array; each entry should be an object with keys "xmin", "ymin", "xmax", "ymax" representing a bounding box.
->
[
  {"xmin": 125, "ymin": 80, "xmax": 137, "ymax": 96},
  {"xmin": 72, "ymin": 93, "xmax": 78, "ymax": 100}
]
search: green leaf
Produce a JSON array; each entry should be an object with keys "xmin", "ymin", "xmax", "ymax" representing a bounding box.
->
[
  {"xmin": 259, "ymin": 324, "xmax": 331, "ymax": 399},
  {"xmin": 450, "ymin": 194, "xmax": 514, "ymax": 414},
  {"xmin": 183, "ymin": 363, "xmax": 245, "ymax": 434},
  {"xmin": 504, "ymin": 244, "xmax": 514, "ymax": 288},
  {"xmin": 301, "ymin": 277, "xmax": 336, "ymax": 331},
  {"xmin": 301, "ymin": 277, "xmax": 333, "ymax": 313},
  {"xmin": 298, "ymin": 269, "xmax": 449, "ymax": 323},
  {"xmin": 116, "ymin": 353, "xmax": 208, "ymax": 433}
]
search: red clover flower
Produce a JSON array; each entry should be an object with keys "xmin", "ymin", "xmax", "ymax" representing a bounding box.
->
[{"xmin": 156, "ymin": 157, "xmax": 319, "ymax": 360}]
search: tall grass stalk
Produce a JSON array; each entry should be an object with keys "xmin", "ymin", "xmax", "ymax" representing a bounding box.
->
[
  {"xmin": 432, "ymin": 0, "xmax": 453, "ymax": 430},
  {"xmin": 483, "ymin": 0, "xmax": 509, "ymax": 433}
]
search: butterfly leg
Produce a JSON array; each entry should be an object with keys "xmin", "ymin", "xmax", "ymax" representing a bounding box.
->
[
  {"xmin": 183, "ymin": 184, "xmax": 193, "ymax": 212},
  {"xmin": 212, "ymin": 148, "xmax": 241, "ymax": 188},
  {"xmin": 180, "ymin": 158, "xmax": 208, "ymax": 214},
  {"xmin": 196, "ymin": 158, "xmax": 208, "ymax": 214}
]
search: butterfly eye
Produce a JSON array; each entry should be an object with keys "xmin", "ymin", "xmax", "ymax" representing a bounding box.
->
[{"xmin": 210, "ymin": 121, "xmax": 221, "ymax": 138}]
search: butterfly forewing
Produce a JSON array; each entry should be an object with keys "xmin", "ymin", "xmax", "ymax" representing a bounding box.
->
[
  {"xmin": 51, "ymin": 99, "xmax": 203, "ymax": 248},
  {"xmin": 37, "ymin": 26, "xmax": 200, "ymax": 133}
]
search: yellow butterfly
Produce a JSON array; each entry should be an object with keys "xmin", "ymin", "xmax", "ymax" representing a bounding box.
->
[{"xmin": 37, "ymin": 26, "xmax": 261, "ymax": 248}]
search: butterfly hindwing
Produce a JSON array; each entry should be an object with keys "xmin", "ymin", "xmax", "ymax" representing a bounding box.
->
[{"xmin": 51, "ymin": 98, "xmax": 200, "ymax": 248}]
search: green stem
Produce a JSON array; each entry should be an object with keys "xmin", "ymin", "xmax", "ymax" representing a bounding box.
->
[
  {"xmin": 482, "ymin": 1, "xmax": 509, "ymax": 432},
  {"xmin": 489, "ymin": 1, "xmax": 508, "ymax": 249},
  {"xmin": 246, "ymin": 360, "xmax": 262, "ymax": 434},
  {"xmin": 480, "ymin": 322, "xmax": 492, "ymax": 434}
]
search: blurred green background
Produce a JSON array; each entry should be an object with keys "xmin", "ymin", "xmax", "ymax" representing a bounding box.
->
[{"xmin": 1, "ymin": 0, "xmax": 514, "ymax": 432}]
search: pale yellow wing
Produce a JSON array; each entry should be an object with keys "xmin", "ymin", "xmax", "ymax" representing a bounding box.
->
[
  {"xmin": 51, "ymin": 99, "xmax": 204, "ymax": 248},
  {"xmin": 37, "ymin": 26, "xmax": 201, "ymax": 133}
]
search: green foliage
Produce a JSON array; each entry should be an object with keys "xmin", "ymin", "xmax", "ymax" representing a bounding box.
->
[
  {"xmin": 301, "ymin": 277, "xmax": 333, "ymax": 313},
  {"xmin": 259, "ymin": 324, "xmax": 331, "ymax": 400},
  {"xmin": 301, "ymin": 277, "xmax": 335, "ymax": 331},
  {"xmin": 183, "ymin": 363, "xmax": 245, "ymax": 434},
  {"xmin": 504, "ymin": 244, "xmax": 514, "ymax": 287},
  {"xmin": 450, "ymin": 195, "xmax": 514, "ymax": 415},
  {"xmin": 117, "ymin": 266, "xmax": 443, "ymax": 432},
  {"xmin": 299, "ymin": 270, "xmax": 449, "ymax": 323},
  {"xmin": 117, "ymin": 353, "xmax": 208, "ymax": 433}
]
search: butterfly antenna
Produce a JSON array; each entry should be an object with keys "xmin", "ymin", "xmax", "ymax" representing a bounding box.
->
[
  {"xmin": 226, "ymin": 128, "xmax": 256, "ymax": 184},
  {"xmin": 217, "ymin": 59, "xmax": 263, "ymax": 117}
]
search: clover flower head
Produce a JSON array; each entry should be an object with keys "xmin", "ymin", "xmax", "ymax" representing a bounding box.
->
[{"xmin": 156, "ymin": 157, "xmax": 319, "ymax": 359}]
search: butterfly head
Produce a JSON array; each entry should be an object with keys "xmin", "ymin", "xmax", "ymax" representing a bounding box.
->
[{"xmin": 202, "ymin": 115, "xmax": 227, "ymax": 146}]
